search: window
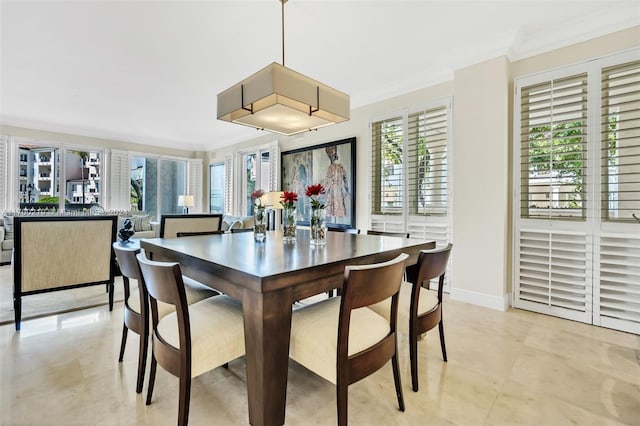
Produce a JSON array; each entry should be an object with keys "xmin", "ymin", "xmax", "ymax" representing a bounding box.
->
[
  {"xmin": 520, "ymin": 74, "xmax": 588, "ymax": 219},
  {"xmin": 129, "ymin": 156, "xmax": 188, "ymax": 218},
  {"xmin": 514, "ymin": 50, "xmax": 640, "ymax": 334},
  {"xmin": 601, "ymin": 60, "xmax": 640, "ymax": 222},
  {"xmin": 12, "ymin": 143, "xmax": 103, "ymax": 211},
  {"xmin": 209, "ymin": 162, "xmax": 225, "ymax": 214},
  {"xmin": 370, "ymin": 100, "xmax": 451, "ymax": 243},
  {"xmin": 234, "ymin": 142, "xmax": 279, "ymax": 217}
]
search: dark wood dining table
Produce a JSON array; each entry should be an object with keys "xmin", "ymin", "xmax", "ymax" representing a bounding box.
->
[{"xmin": 141, "ymin": 229, "xmax": 435, "ymax": 426}]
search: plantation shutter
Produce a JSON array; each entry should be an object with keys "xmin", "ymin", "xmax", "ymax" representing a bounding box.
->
[
  {"xmin": 224, "ymin": 155, "xmax": 233, "ymax": 214},
  {"xmin": 0, "ymin": 137, "xmax": 6, "ymax": 211},
  {"xmin": 407, "ymin": 106, "xmax": 448, "ymax": 216},
  {"xmin": 109, "ymin": 149, "xmax": 130, "ymax": 210},
  {"xmin": 601, "ymin": 60, "xmax": 640, "ymax": 222},
  {"xmin": 187, "ymin": 159, "xmax": 203, "ymax": 213},
  {"xmin": 517, "ymin": 229, "xmax": 591, "ymax": 323},
  {"xmin": 267, "ymin": 142, "xmax": 280, "ymax": 191},
  {"xmin": 370, "ymin": 115, "xmax": 404, "ymax": 232},
  {"xmin": 515, "ymin": 50, "xmax": 640, "ymax": 334},
  {"xmin": 520, "ymin": 73, "xmax": 588, "ymax": 219}
]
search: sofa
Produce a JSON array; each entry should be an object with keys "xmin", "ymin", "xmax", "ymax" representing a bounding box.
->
[
  {"xmin": 0, "ymin": 216, "xmax": 14, "ymax": 265},
  {"xmin": 221, "ymin": 215, "xmax": 254, "ymax": 232}
]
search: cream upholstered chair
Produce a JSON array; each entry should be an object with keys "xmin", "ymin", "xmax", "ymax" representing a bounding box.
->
[
  {"xmin": 136, "ymin": 252, "xmax": 245, "ymax": 426},
  {"xmin": 289, "ymin": 253, "xmax": 409, "ymax": 426},
  {"xmin": 113, "ymin": 245, "xmax": 219, "ymax": 394},
  {"xmin": 368, "ymin": 243, "xmax": 453, "ymax": 392},
  {"xmin": 159, "ymin": 214, "xmax": 223, "ymax": 238}
]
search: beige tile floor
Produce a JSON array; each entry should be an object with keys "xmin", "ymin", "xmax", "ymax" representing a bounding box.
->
[{"xmin": 1, "ymin": 296, "xmax": 638, "ymax": 425}]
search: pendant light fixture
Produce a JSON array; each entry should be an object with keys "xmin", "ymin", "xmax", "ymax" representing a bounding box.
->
[{"xmin": 217, "ymin": 0, "xmax": 350, "ymax": 136}]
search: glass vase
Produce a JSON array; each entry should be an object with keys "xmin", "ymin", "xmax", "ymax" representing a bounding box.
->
[
  {"xmin": 253, "ymin": 206, "xmax": 267, "ymax": 242},
  {"xmin": 282, "ymin": 206, "xmax": 297, "ymax": 242},
  {"xmin": 310, "ymin": 207, "xmax": 327, "ymax": 245}
]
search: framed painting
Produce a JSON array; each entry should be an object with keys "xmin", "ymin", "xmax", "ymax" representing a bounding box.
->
[{"xmin": 281, "ymin": 137, "xmax": 356, "ymax": 229}]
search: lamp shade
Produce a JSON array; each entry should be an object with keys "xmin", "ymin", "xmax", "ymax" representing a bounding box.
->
[
  {"xmin": 178, "ymin": 195, "xmax": 195, "ymax": 208},
  {"xmin": 217, "ymin": 63, "xmax": 350, "ymax": 136}
]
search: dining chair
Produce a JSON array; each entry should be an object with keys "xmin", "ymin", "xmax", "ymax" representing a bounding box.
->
[
  {"xmin": 159, "ymin": 214, "xmax": 223, "ymax": 238},
  {"xmin": 113, "ymin": 245, "xmax": 219, "ymax": 394},
  {"xmin": 176, "ymin": 230, "xmax": 225, "ymax": 237},
  {"xmin": 136, "ymin": 252, "xmax": 245, "ymax": 426},
  {"xmin": 367, "ymin": 229, "xmax": 410, "ymax": 239},
  {"xmin": 368, "ymin": 243, "xmax": 453, "ymax": 392},
  {"xmin": 328, "ymin": 227, "xmax": 360, "ymax": 234},
  {"xmin": 289, "ymin": 253, "xmax": 409, "ymax": 426}
]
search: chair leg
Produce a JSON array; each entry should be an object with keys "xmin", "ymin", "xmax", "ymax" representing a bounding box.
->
[
  {"xmin": 439, "ymin": 320, "xmax": 448, "ymax": 362},
  {"xmin": 146, "ymin": 356, "xmax": 157, "ymax": 405},
  {"xmin": 391, "ymin": 351, "xmax": 405, "ymax": 411},
  {"xmin": 178, "ymin": 374, "xmax": 191, "ymax": 426},
  {"xmin": 136, "ymin": 331, "xmax": 148, "ymax": 393},
  {"xmin": 108, "ymin": 282, "xmax": 114, "ymax": 311},
  {"xmin": 336, "ymin": 381, "xmax": 348, "ymax": 426},
  {"xmin": 118, "ymin": 324, "xmax": 128, "ymax": 362},
  {"xmin": 409, "ymin": 329, "xmax": 419, "ymax": 392}
]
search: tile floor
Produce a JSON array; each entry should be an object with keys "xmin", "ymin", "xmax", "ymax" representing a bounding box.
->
[{"xmin": 1, "ymin": 296, "xmax": 638, "ymax": 425}]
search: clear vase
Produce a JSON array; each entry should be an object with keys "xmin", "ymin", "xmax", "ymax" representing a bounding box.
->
[
  {"xmin": 310, "ymin": 207, "xmax": 327, "ymax": 245},
  {"xmin": 254, "ymin": 206, "xmax": 267, "ymax": 242},
  {"xmin": 282, "ymin": 206, "xmax": 297, "ymax": 242}
]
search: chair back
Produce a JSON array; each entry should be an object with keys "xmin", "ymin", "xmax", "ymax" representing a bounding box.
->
[
  {"xmin": 114, "ymin": 245, "xmax": 143, "ymax": 281},
  {"xmin": 176, "ymin": 230, "xmax": 225, "ymax": 237},
  {"xmin": 415, "ymin": 243, "xmax": 453, "ymax": 287},
  {"xmin": 160, "ymin": 214, "xmax": 223, "ymax": 238},
  {"xmin": 136, "ymin": 252, "xmax": 189, "ymax": 333},
  {"xmin": 338, "ymin": 253, "xmax": 408, "ymax": 388},
  {"xmin": 329, "ymin": 227, "xmax": 360, "ymax": 234},
  {"xmin": 367, "ymin": 230, "xmax": 410, "ymax": 239}
]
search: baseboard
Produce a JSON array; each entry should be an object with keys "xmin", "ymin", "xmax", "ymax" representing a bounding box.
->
[{"xmin": 449, "ymin": 287, "xmax": 510, "ymax": 312}]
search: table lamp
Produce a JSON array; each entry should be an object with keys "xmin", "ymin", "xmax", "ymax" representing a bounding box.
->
[
  {"xmin": 260, "ymin": 191, "xmax": 284, "ymax": 230},
  {"xmin": 178, "ymin": 195, "xmax": 194, "ymax": 214}
]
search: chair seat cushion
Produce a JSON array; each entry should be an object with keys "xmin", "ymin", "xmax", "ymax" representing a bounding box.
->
[
  {"xmin": 127, "ymin": 276, "xmax": 218, "ymax": 319},
  {"xmin": 157, "ymin": 295, "xmax": 245, "ymax": 378},
  {"xmin": 368, "ymin": 282, "xmax": 439, "ymax": 330},
  {"xmin": 289, "ymin": 297, "xmax": 390, "ymax": 384}
]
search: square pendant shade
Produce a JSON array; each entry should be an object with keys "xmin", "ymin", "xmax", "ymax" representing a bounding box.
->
[{"xmin": 217, "ymin": 62, "xmax": 350, "ymax": 136}]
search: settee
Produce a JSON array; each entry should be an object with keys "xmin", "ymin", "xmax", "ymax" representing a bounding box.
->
[
  {"xmin": 0, "ymin": 216, "xmax": 13, "ymax": 265},
  {"xmin": 12, "ymin": 215, "xmax": 117, "ymax": 330}
]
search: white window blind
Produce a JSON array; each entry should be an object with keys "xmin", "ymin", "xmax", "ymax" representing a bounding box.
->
[
  {"xmin": 601, "ymin": 59, "xmax": 640, "ymax": 222},
  {"xmin": 520, "ymin": 74, "xmax": 588, "ymax": 219},
  {"xmin": 187, "ymin": 159, "xmax": 203, "ymax": 213},
  {"xmin": 109, "ymin": 149, "xmax": 130, "ymax": 210},
  {"xmin": 408, "ymin": 106, "xmax": 448, "ymax": 216},
  {"xmin": 517, "ymin": 229, "xmax": 591, "ymax": 323},
  {"xmin": 0, "ymin": 137, "xmax": 6, "ymax": 212},
  {"xmin": 515, "ymin": 49, "xmax": 640, "ymax": 334},
  {"xmin": 224, "ymin": 155, "xmax": 232, "ymax": 215},
  {"xmin": 371, "ymin": 102, "xmax": 451, "ymax": 233},
  {"xmin": 371, "ymin": 115, "xmax": 404, "ymax": 216},
  {"xmin": 597, "ymin": 234, "xmax": 640, "ymax": 334}
]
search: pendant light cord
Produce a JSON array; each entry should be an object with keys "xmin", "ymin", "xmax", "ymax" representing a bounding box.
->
[{"xmin": 281, "ymin": 0, "xmax": 286, "ymax": 66}]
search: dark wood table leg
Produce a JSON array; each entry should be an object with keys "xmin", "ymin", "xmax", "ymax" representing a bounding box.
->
[{"xmin": 242, "ymin": 287, "xmax": 294, "ymax": 426}]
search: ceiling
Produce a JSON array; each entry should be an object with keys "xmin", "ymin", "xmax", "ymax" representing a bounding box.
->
[{"xmin": 1, "ymin": 1, "xmax": 638, "ymax": 152}]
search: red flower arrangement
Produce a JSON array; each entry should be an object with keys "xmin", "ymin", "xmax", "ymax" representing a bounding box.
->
[
  {"xmin": 305, "ymin": 184, "xmax": 325, "ymax": 210},
  {"xmin": 250, "ymin": 189, "xmax": 265, "ymax": 204},
  {"xmin": 280, "ymin": 191, "xmax": 298, "ymax": 209}
]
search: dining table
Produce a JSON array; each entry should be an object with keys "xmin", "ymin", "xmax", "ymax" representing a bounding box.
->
[{"xmin": 141, "ymin": 229, "xmax": 435, "ymax": 426}]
